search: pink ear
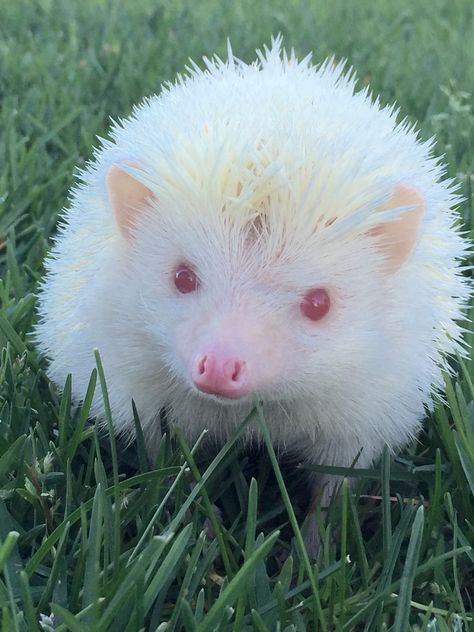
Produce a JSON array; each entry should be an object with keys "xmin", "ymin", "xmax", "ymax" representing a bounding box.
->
[
  {"xmin": 106, "ymin": 162, "xmax": 153, "ymax": 238},
  {"xmin": 369, "ymin": 184, "xmax": 424, "ymax": 273}
]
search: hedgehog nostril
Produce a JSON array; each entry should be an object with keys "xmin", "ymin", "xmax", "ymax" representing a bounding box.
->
[
  {"xmin": 198, "ymin": 355, "xmax": 207, "ymax": 375},
  {"xmin": 231, "ymin": 361, "xmax": 245, "ymax": 382},
  {"xmin": 231, "ymin": 364, "xmax": 239, "ymax": 381}
]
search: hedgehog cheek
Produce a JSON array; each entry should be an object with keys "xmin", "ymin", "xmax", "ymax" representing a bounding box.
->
[
  {"xmin": 106, "ymin": 161, "xmax": 154, "ymax": 239},
  {"xmin": 369, "ymin": 184, "xmax": 425, "ymax": 274}
]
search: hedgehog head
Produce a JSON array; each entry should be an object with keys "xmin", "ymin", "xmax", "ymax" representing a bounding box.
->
[{"xmin": 106, "ymin": 151, "xmax": 423, "ymax": 407}]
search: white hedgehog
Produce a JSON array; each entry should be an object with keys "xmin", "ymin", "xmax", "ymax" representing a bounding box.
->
[{"xmin": 36, "ymin": 38, "xmax": 470, "ymax": 545}]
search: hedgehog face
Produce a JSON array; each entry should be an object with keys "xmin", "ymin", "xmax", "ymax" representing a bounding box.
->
[{"xmin": 124, "ymin": 200, "xmax": 386, "ymax": 408}]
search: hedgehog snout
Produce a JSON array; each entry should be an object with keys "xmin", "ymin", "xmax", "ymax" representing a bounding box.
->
[{"xmin": 191, "ymin": 351, "xmax": 250, "ymax": 399}]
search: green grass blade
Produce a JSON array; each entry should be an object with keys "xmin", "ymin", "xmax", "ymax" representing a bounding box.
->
[
  {"xmin": 37, "ymin": 522, "xmax": 71, "ymax": 614},
  {"xmin": 19, "ymin": 571, "xmax": 39, "ymax": 632},
  {"xmin": 392, "ymin": 506, "xmax": 425, "ymax": 632},
  {"xmin": 82, "ymin": 484, "xmax": 104, "ymax": 621},
  {"xmin": 143, "ymin": 524, "xmax": 193, "ymax": 615},
  {"xmin": 65, "ymin": 369, "xmax": 97, "ymax": 462},
  {"xmin": 94, "ymin": 350, "xmax": 121, "ymax": 572},
  {"xmin": 256, "ymin": 402, "xmax": 327, "ymax": 632},
  {"xmin": 0, "ymin": 532, "xmax": 20, "ymax": 574},
  {"xmin": 57, "ymin": 374, "xmax": 72, "ymax": 453},
  {"xmin": 175, "ymin": 428, "xmax": 234, "ymax": 577}
]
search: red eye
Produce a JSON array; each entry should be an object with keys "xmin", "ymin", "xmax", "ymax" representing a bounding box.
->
[
  {"xmin": 174, "ymin": 265, "xmax": 198, "ymax": 294},
  {"xmin": 300, "ymin": 288, "xmax": 330, "ymax": 322}
]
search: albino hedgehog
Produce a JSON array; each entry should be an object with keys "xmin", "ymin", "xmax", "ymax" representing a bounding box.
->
[{"xmin": 36, "ymin": 39, "xmax": 470, "ymax": 542}]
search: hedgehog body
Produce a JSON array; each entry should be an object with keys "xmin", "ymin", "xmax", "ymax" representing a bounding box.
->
[{"xmin": 36, "ymin": 40, "xmax": 469, "ymax": 499}]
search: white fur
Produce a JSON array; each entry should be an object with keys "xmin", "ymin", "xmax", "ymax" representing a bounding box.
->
[{"xmin": 36, "ymin": 38, "xmax": 470, "ymax": 483}]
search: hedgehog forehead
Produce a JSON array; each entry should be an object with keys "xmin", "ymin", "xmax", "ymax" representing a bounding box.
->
[{"xmin": 153, "ymin": 152, "xmax": 380, "ymax": 242}]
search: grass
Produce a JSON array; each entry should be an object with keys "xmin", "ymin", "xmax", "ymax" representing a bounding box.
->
[{"xmin": 0, "ymin": 0, "xmax": 473, "ymax": 629}]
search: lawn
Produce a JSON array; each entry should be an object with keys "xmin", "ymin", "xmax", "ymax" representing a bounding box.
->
[{"xmin": 0, "ymin": 0, "xmax": 473, "ymax": 630}]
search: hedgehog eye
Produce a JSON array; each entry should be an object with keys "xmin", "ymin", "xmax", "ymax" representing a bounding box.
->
[
  {"xmin": 300, "ymin": 288, "xmax": 330, "ymax": 321},
  {"xmin": 174, "ymin": 265, "xmax": 199, "ymax": 294}
]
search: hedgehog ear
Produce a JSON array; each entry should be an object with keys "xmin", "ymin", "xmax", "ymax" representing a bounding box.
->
[
  {"xmin": 106, "ymin": 162, "xmax": 153, "ymax": 238},
  {"xmin": 370, "ymin": 184, "xmax": 424, "ymax": 273}
]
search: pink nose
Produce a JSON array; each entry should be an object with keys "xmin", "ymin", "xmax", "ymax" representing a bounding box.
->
[{"xmin": 192, "ymin": 352, "xmax": 249, "ymax": 399}]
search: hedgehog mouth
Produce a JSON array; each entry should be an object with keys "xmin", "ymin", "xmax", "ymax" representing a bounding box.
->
[{"xmin": 192, "ymin": 387, "xmax": 253, "ymax": 406}]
